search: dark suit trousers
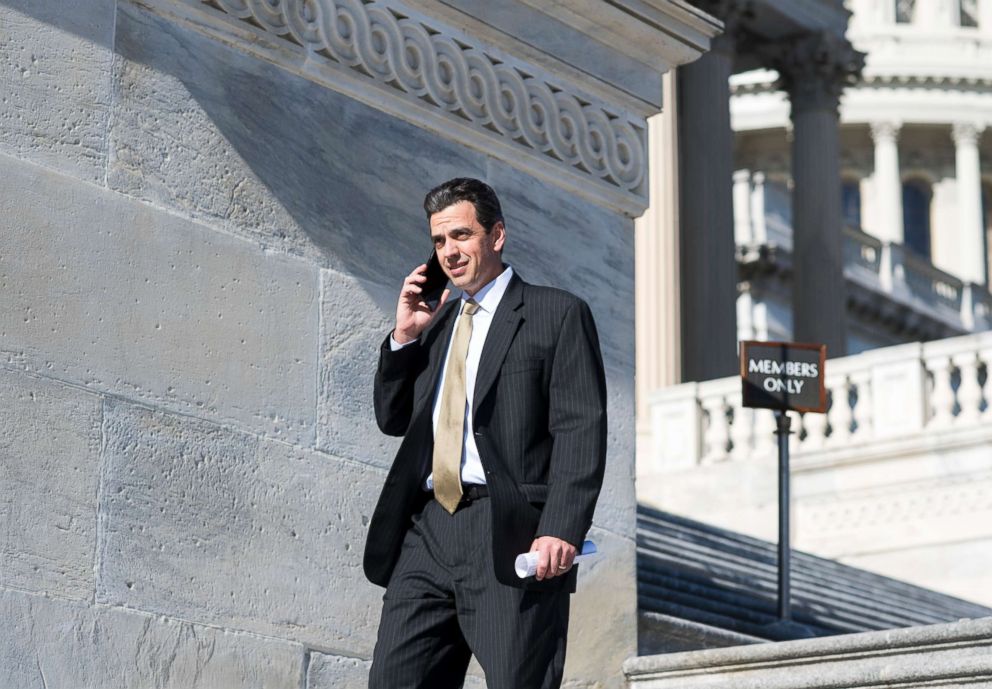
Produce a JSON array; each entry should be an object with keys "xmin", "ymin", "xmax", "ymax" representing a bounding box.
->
[{"xmin": 368, "ymin": 496, "xmax": 569, "ymax": 689}]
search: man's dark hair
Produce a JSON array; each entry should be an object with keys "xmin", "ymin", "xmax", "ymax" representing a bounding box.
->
[{"xmin": 423, "ymin": 178, "xmax": 504, "ymax": 232}]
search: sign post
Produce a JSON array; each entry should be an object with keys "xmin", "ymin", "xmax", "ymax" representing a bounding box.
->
[{"xmin": 740, "ymin": 341, "xmax": 827, "ymax": 621}]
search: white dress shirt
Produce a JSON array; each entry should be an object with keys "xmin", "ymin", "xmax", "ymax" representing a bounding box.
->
[{"xmin": 390, "ymin": 265, "xmax": 514, "ymax": 488}]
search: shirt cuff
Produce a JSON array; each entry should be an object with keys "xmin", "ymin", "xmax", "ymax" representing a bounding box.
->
[{"xmin": 389, "ymin": 333, "xmax": 419, "ymax": 351}]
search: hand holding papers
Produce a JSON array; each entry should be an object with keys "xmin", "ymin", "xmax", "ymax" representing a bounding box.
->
[{"xmin": 514, "ymin": 540, "xmax": 597, "ymax": 579}]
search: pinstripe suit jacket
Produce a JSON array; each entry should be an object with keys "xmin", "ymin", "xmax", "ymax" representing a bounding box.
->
[{"xmin": 364, "ymin": 272, "xmax": 608, "ymax": 591}]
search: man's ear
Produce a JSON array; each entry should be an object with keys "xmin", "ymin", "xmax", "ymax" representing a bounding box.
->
[{"xmin": 492, "ymin": 221, "xmax": 506, "ymax": 253}]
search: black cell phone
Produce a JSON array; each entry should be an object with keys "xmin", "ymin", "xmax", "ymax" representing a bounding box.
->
[{"xmin": 421, "ymin": 249, "xmax": 448, "ymax": 306}]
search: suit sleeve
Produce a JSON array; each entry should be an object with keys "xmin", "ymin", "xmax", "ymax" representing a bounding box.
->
[
  {"xmin": 373, "ymin": 333, "xmax": 427, "ymax": 437},
  {"xmin": 535, "ymin": 299, "xmax": 608, "ymax": 547}
]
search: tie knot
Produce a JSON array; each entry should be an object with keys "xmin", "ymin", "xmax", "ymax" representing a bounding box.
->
[{"xmin": 462, "ymin": 300, "xmax": 480, "ymax": 316}]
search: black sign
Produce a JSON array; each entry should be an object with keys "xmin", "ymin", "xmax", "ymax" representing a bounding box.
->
[{"xmin": 740, "ymin": 341, "xmax": 827, "ymax": 413}]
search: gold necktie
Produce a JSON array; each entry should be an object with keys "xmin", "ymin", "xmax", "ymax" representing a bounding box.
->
[{"xmin": 433, "ymin": 300, "xmax": 480, "ymax": 514}]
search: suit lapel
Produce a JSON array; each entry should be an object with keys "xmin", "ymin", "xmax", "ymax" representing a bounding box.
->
[{"xmin": 473, "ymin": 274, "xmax": 525, "ymax": 416}]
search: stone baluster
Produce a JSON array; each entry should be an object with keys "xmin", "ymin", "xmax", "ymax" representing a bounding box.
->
[
  {"xmin": 953, "ymin": 350, "xmax": 983, "ymax": 425},
  {"xmin": 848, "ymin": 366, "xmax": 874, "ymax": 439},
  {"xmin": 826, "ymin": 377, "xmax": 853, "ymax": 445},
  {"xmin": 924, "ymin": 354, "xmax": 956, "ymax": 428},
  {"xmin": 980, "ymin": 339, "xmax": 992, "ymax": 421},
  {"xmin": 803, "ymin": 393, "xmax": 830, "ymax": 450},
  {"xmin": 730, "ymin": 401, "xmax": 754, "ymax": 460},
  {"xmin": 700, "ymin": 390, "xmax": 731, "ymax": 463}
]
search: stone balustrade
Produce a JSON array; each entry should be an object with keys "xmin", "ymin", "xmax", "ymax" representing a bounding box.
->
[
  {"xmin": 733, "ymin": 169, "xmax": 992, "ymax": 333},
  {"xmin": 645, "ymin": 331, "xmax": 992, "ymax": 469},
  {"xmin": 624, "ymin": 617, "xmax": 992, "ymax": 689}
]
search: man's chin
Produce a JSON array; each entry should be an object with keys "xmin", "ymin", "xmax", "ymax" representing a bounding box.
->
[{"xmin": 449, "ymin": 276, "xmax": 473, "ymax": 291}]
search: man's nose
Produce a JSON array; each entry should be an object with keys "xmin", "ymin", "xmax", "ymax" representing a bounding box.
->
[{"xmin": 442, "ymin": 244, "xmax": 460, "ymax": 261}]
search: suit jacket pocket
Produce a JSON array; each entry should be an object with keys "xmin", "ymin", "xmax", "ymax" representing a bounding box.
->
[{"xmin": 501, "ymin": 358, "xmax": 543, "ymax": 375}]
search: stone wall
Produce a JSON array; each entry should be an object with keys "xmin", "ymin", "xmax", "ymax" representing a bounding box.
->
[{"xmin": 0, "ymin": 0, "xmax": 713, "ymax": 685}]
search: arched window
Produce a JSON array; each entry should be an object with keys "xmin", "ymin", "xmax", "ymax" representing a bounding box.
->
[
  {"xmin": 983, "ymin": 182, "xmax": 992, "ymax": 286},
  {"xmin": 902, "ymin": 178, "xmax": 932, "ymax": 258},
  {"xmin": 895, "ymin": 0, "xmax": 916, "ymax": 23},
  {"xmin": 960, "ymin": 0, "xmax": 979, "ymax": 28},
  {"xmin": 841, "ymin": 178, "xmax": 862, "ymax": 230}
]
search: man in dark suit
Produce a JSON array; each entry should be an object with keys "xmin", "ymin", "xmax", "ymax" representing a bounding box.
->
[{"xmin": 365, "ymin": 178, "xmax": 607, "ymax": 689}]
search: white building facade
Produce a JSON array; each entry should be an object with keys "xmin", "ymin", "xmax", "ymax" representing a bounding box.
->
[
  {"xmin": 733, "ymin": 0, "xmax": 992, "ymax": 352},
  {"xmin": 637, "ymin": 0, "xmax": 992, "ymax": 607}
]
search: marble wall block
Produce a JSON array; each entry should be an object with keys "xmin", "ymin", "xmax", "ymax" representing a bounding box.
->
[
  {"xmin": 0, "ymin": 156, "xmax": 318, "ymax": 443},
  {"xmin": 97, "ymin": 399, "xmax": 384, "ymax": 656},
  {"xmin": 0, "ymin": 0, "xmax": 115, "ymax": 182},
  {"xmin": 1, "ymin": 588, "xmax": 305, "ymax": 689},
  {"xmin": 564, "ymin": 529, "xmax": 638, "ymax": 689},
  {"xmin": 317, "ymin": 270, "xmax": 400, "ymax": 468},
  {"xmin": 0, "ymin": 368, "xmax": 102, "ymax": 599}
]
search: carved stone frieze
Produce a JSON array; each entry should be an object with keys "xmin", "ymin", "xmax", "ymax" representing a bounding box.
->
[{"xmin": 198, "ymin": 0, "xmax": 647, "ymax": 204}]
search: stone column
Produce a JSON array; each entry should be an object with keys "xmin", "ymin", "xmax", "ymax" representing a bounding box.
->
[
  {"xmin": 733, "ymin": 169, "xmax": 753, "ymax": 245},
  {"xmin": 982, "ymin": 0, "xmax": 992, "ymax": 35},
  {"xmin": 676, "ymin": 3, "xmax": 739, "ymax": 381},
  {"xmin": 869, "ymin": 121, "xmax": 904, "ymax": 243},
  {"xmin": 773, "ymin": 32, "xmax": 863, "ymax": 357},
  {"xmin": 952, "ymin": 122, "xmax": 987, "ymax": 284},
  {"xmin": 636, "ymin": 71, "xmax": 682, "ymax": 420}
]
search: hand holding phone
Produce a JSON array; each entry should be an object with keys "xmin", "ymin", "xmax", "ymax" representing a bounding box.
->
[
  {"xmin": 393, "ymin": 251, "xmax": 450, "ymax": 344},
  {"xmin": 420, "ymin": 249, "xmax": 448, "ymax": 307}
]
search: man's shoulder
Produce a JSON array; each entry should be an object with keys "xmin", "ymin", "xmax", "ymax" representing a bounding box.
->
[{"xmin": 519, "ymin": 280, "xmax": 588, "ymax": 316}]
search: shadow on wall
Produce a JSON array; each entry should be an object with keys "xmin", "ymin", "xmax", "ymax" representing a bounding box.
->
[{"xmin": 3, "ymin": 0, "xmax": 634, "ymax": 355}]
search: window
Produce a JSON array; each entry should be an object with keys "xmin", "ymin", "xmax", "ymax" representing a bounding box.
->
[
  {"xmin": 984, "ymin": 183, "xmax": 992, "ymax": 286},
  {"xmin": 960, "ymin": 0, "xmax": 979, "ymax": 28},
  {"xmin": 895, "ymin": 0, "xmax": 916, "ymax": 23},
  {"xmin": 902, "ymin": 179, "xmax": 932, "ymax": 258},
  {"xmin": 842, "ymin": 179, "xmax": 862, "ymax": 230}
]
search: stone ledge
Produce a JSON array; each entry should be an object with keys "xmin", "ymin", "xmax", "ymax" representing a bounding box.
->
[
  {"xmin": 625, "ymin": 617, "xmax": 992, "ymax": 688},
  {"xmin": 639, "ymin": 611, "xmax": 764, "ymax": 655}
]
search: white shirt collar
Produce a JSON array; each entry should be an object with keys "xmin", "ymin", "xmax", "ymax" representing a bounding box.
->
[{"xmin": 460, "ymin": 265, "xmax": 514, "ymax": 314}]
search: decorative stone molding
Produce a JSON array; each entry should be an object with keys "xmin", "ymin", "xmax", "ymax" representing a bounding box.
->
[
  {"xmin": 189, "ymin": 0, "xmax": 648, "ymax": 211},
  {"xmin": 768, "ymin": 31, "xmax": 865, "ymax": 113},
  {"xmin": 801, "ymin": 472, "xmax": 992, "ymax": 534}
]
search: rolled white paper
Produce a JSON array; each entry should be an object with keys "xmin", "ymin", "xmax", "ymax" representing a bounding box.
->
[{"xmin": 514, "ymin": 540, "xmax": 598, "ymax": 579}]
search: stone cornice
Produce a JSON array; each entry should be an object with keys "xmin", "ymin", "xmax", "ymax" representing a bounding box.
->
[
  {"xmin": 137, "ymin": 0, "xmax": 698, "ymax": 216},
  {"xmin": 732, "ymin": 72, "xmax": 992, "ymax": 96}
]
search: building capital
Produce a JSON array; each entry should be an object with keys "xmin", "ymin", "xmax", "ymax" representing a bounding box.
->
[
  {"xmin": 690, "ymin": 0, "xmax": 754, "ymax": 54},
  {"xmin": 951, "ymin": 122, "xmax": 986, "ymax": 147},
  {"xmin": 765, "ymin": 32, "xmax": 864, "ymax": 115},
  {"xmin": 869, "ymin": 121, "xmax": 902, "ymax": 143}
]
